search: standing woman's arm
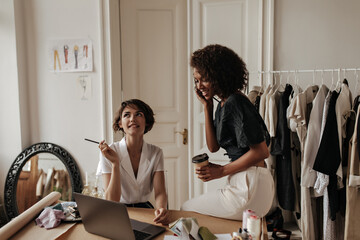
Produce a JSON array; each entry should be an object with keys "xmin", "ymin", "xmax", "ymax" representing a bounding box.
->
[
  {"xmin": 203, "ymin": 102, "xmax": 220, "ymax": 152},
  {"xmin": 194, "ymin": 87, "xmax": 219, "ymax": 152},
  {"xmin": 196, "ymin": 141, "xmax": 269, "ymax": 182}
]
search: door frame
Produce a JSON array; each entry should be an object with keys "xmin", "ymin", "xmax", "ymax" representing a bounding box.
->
[
  {"xmin": 186, "ymin": 0, "xmax": 274, "ymax": 198},
  {"xmin": 100, "ymin": 0, "xmax": 274, "ymax": 200}
]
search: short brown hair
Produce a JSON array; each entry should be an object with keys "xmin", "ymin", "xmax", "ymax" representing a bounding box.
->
[
  {"xmin": 190, "ymin": 44, "xmax": 248, "ymax": 99},
  {"xmin": 113, "ymin": 99, "xmax": 155, "ymax": 134}
]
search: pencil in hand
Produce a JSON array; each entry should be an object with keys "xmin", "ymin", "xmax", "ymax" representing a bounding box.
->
[{"xmin": 84, "ymin": 138, "xmax": 100, "ymax": 144}]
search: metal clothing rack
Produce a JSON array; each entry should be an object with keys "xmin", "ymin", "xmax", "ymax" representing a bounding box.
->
[{"xmin": 250, "ymin": 67, "xmax": 360, "ymax": 87}]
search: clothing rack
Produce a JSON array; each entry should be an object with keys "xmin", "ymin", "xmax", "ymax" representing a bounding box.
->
[
  {"xmin": 250, "ymin": 67, "xmax": 360, "ymax": 87},
  {"xmin": 257, "ymin": 67, "xmax": 360, "ymax": 74}
]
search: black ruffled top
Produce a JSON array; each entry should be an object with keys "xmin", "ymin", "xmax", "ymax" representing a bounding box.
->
[{"xmin": 214, "ymin": 93, "xmax": 270, "ymax": 161}]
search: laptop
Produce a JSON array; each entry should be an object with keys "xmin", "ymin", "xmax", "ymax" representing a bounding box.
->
[{"xmin": 73, "ymin": 193, "xmax": 166, "ymax": 240}]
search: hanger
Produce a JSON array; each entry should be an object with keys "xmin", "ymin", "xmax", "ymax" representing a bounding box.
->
[
  {"xmin": 342, "ymin": 68, "xmax": 349, "ymax": 86},
  {"xmin": 335, "ymin": 68, "xmax": 342, "ymax": 92},
  {"xmin": 273, "ymin": 72, "xmax": 284, "ymax": 92},
  {"xmin": 330, "ymin": 69, "xmax": 339, "ymax": 91},
  {"xmin": 355, "ymin": 69, "xmax": 360, "ymax": 96},
  {"xmin": 258, "ymin": 71, "xmax": 263, "ymax": 95},
  {"xmin": 312, "ymin": 70, "xmax": 316, "ymax": 86},
  {"xmin": 286, "ymin": 71, "xmax": 290, "ymax": 84},
  {"xmin": 288, "ymin": 70, "xmax": 296, "ymax": 97}
]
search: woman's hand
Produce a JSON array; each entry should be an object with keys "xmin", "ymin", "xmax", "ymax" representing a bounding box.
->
[
  {"xmin": 99, "ymin": 140, "xmax": 119, "ymax": 166},
  {"xmin": 196, "ymin": 163, "xmax": 224, "ymax": 182},
  {"xmin": 153, "ymin": 208, "xmax": 170, "ymax": 225},
  {"xmin": 194, "ymin": 87, "xmax": 213, "ymax": 109}
]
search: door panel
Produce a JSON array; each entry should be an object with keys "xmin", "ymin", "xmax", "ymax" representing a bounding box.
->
[
  {"xmin": 190, "ymin": 0, "xmax": 262, "ymax": 197},
  {"xmin": 120, "ymin": 0, "xmax": 188, "ymax": 210}
]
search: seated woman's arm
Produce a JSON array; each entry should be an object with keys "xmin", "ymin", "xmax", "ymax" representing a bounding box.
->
[
  {"xmin": 99, "ymin": 141, "xmax": 121, "ymax": 202},
  {"xmin": 196, "ymin": 141, "xmax": 269, "ymax": 182},
  {"xmin": 102, "ymin": 168, "xmax": 121, "ymax": 201},
  {"xmin": 152, "ymin": 171, "xmax": 169, "ymax": 224}
]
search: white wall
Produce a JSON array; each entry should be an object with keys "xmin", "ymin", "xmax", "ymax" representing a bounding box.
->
[
  {"xmin": 0, "ymin": 1, "xmax": 24, "ymax": 215},
  {"xmin": 0, "ymin": 0, "xmax": 105, "ymax": 220},
  {"xmin": 274, "ymin": 0, "xmax": 360, "ymax": 91}
]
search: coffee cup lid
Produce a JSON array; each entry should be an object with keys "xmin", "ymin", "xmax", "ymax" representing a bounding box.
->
[{"xmin": 192, "ymin": 153, "xmax": 209, "ymax": 163}]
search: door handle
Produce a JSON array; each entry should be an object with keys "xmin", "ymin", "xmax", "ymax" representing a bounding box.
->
[{"xmin": 175, "ymin": 128, "xmax": 188, "ymax": 145}]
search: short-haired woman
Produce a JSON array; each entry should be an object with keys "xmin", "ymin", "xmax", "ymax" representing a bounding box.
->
[{"xmin": 97, "ymin": 99, "xmax": 169, "ymax": 224}]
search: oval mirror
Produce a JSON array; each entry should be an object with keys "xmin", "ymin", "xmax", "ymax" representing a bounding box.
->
[{"xmin": 4, "ymin": 142, "xmax": 83, "ymax": 220}]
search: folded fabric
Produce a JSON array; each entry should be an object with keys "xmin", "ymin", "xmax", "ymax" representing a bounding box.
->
[
  {"xmin": 35, "ymin": 208, "xmax": 65, "ymax": 229},
  {"xmin": 198, "ymin": 226, "xmax": 216, "ymax": 240}
]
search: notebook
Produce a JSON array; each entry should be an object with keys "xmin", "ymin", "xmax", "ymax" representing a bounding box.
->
[{"xmin": 73, "ymin": 193, "xmax": 166, "ymax": 240}]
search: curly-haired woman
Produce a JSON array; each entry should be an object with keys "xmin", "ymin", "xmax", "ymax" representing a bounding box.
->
[
  {"xmin": 181, "ymin": 44, "xmax": 274, "ymax": 220},
  {"xmin": 96, "ymin": 99, "xmax": 169, "ymax": 224}
]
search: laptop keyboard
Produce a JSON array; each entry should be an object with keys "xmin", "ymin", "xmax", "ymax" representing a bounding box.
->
[{"xmin": 133, "ymin": 229, "xmax": 152, "ymax": 240}]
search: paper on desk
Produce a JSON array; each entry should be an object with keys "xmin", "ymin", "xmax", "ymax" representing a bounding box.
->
[
  {"xmin": 169, "ymin": 218, "xmax": 200, "ymax": 240},
  {"xmin": 214, "ymin": 233, "xmax": 232, "ymax": 240},
  {"xmin": 164, "ymin": 233, "xmax": 232, "ymax": 240}
]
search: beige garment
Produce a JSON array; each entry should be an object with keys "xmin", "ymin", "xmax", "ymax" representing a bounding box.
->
[
  {"xmin": 286, "ymin": 85, "xmax": 302, "ymax": 132},
  {"xmin": 335, "ymin": 83, "xmax": 352, "ymax": 183},
  {"xmin": 300, "ymin": 186, "xmax": 317, "ymax": 240},
  {"xmin": 288, "ymin": 85, "xmax": 319, "ymax": 150},
  {"xmin": 264, "ymin": 86, "xmax": 275, "ymax": 131},
  {"xmin": 53, "ymin": 169, "xmax": 72, "ymax": 201},
  {"xmin": 260, "ymin": 85, "xmax": 271, "ymax": 119},
  {"xmin": 301, "ymin": 85, "xmax": 329, "ymax": 188},
  {"xmin": 42, "ymin": 168, "xmax": 55, "ymax": 198},
  {"xmin": 287, "ymin": 85, "xmax": 319, "ymax": 240},
  {"xmin": 268, "ymin": 87, "xmax": 282, "ymax": 137},
  {"xmin": 36, "ymin": 169, "xmax": 45, "ymax": 198},
  {"xmin": 247, "ymin": 86, "xmax": 262, "ymax": 105},
  {"xmin": 344, "ymin": 105, "xmax": 360, "ymax": 239}
]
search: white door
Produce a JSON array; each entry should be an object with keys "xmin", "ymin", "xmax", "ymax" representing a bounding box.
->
[
  {"xmin": 189, "ymin": 0, "xmax": 264, "ymax": 198},
  {"xmin": 120, "ymin": 0, "xmax": 188, "ymax": 210}
]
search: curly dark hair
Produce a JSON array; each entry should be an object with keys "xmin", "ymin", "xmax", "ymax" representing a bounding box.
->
[
  {"xmin": 113, "ymin": 99, "xmax": 155, "ymax": 134},
  {"xmin": 190, "ymin": 44, "xmax": 248, "ymax": 99}
]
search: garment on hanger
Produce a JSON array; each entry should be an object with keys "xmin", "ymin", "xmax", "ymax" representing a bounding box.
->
[
  {"xmin": 264, "ymin": 85, "xmax": 276, "ymax": 134},
  {"xmin": 288, "ymin": 85, "xmax": 319, "ymax": 151},
  {"xmin": 259, "ymin": 84, "xmax": 271, "ymax": 119},
  {"xmin": 286, "ymin": 84, "xmax": 319, "ymax": 239},
  {"xmin": 269, "ymin": 85, "xmax": 284, "ymax": 138},
  {"xmin": 313, "ymin": 90, "xmax": 332, "ymax": 197},
  {"xmin": 271, "ymin": 84, "xmax": 295, "ymax": 211},
  {"xmin": 313, "ymin": 91, "xmax": 340, "ymax": 220},
  {"xmin": 247, "ymin": 86, "xmax": 262, "ymax": 112},
  {"xmin": 301, "ymin": 84, "xmax": 329, "ymax": 188},
  {"xmin": 343, "ymin": 95, "xmax": 360, "ymax": 167},
  {"xmin": 344, "ymin": 104, "xmax": 360, "ymax": 239}
]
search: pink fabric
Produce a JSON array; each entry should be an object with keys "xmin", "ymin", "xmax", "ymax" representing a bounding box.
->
[{"xmin": 36, "ymin": 208, "xmax": 65, "ymax": 229}]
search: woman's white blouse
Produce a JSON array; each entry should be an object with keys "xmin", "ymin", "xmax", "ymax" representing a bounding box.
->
[{"xmin": 96, "ymin": 137, "xmax": 164, "ymax": 204}]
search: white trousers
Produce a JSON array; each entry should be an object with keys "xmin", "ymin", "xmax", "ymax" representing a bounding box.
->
[{"xmin": 181, "ymin": 166, "xmax": 274, "ymax": 220}]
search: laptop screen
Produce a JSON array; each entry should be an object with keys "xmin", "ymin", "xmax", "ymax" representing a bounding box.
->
[{"xmin": 73, "ymin": 193, "xmax": 165, "ymax": 240}]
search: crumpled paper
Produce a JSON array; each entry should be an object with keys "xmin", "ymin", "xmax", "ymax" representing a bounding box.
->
[
  {"xmin": 169, "ymin": 217, "xmax": 201, "ymax": 240},
  {"xmin": 35, "ymin": 208, "xmax": 65, "ymax": 229}
]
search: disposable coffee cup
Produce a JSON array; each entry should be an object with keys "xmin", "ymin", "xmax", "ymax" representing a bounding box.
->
[{"xmin": 192, "ymin": 153, "xmax": 209, "ymax": 168}]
